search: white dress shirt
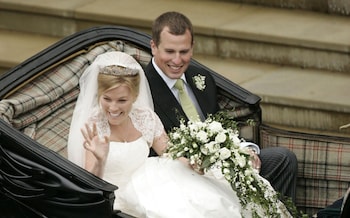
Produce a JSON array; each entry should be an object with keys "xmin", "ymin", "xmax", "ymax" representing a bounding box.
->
[{"xmin": 151, "ymin": 58, "xmax": 205, "ymax": 121}]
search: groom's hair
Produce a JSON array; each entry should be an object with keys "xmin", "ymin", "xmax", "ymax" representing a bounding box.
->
[{"xmin": 152, "ymin": 11, "xmax": 194, "ymax": 47}]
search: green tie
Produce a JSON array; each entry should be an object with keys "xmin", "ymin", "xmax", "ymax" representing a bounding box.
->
[{"xmin": 174, "ymin": 79, "xmax": 199, "ymax": 121}]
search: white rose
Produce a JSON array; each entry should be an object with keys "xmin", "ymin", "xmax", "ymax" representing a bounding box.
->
[
  {"xmin": 197, "ymin": 122, "xmax": 206, "ymax": 129},
  {"xmin": 219, "ymin": 147, "xmax": 231, "ymax": 160},
  {"xmin": 189, "ymin": 123, "xmax": 198, "ymax": 132},
  {"xmin": 229, "ymin": 133, "xmax": 241, "ymax": 146},
  {"xmin": 206, "ymin": 141, "xmax": 217, "ymax": 153},
  {"xmin": 200, "ymin": 146, "xmax": 209, "ymax": 155},
  {"xmin": 237, "ymin": 155, "xmax": 246, "ymax": 168},
  {"xmin": 197, "ymin": 130, "xmax": 208, "ymax": 142},
  {"xmin": 215, "ymin": 132, "xmax": 226, "ymax": 143},
  {"xmin": 208, "ymin": 121, "xmax": 223, "ymax": 133}
]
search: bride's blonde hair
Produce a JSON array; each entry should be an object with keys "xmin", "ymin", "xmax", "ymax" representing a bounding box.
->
[{"xmin": 97, "ymin": 65, "xmax": 140, "ymax": 99}]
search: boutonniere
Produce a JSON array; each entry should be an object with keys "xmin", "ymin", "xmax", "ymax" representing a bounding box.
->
[{"xmin": 193, "ymin": 74, "xmax": 206, "ymax": 91}]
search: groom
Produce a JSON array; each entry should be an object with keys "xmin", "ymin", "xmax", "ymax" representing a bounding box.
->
[{"xmin": 144, "ymin": 11, "xmax": 298, "ymax": 202}]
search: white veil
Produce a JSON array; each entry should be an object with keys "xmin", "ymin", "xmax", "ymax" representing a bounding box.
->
[{"xmin": 67, "ymin": 51, "xmax": 153, "ymax": 167}]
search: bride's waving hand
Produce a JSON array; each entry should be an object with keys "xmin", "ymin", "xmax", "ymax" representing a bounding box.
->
[{"xmin": 81, "ymin": 123, "xmax": 110, "ymax": 177}]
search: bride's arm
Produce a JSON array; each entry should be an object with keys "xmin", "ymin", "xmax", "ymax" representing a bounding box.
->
[
  {"xmin": 148, "ymin": 108, "xmax": 202, "ymax": 174},
  {"xmin": 151, "ymin": 131, "xmax": 168, "ymax": 156},
  {"xmin": 85, "ymin": 150, "xmax": 107, "ymax": 178}
]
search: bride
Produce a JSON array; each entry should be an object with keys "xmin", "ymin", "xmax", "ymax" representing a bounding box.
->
[{"xmin": 67, "ymin": 51, "xmax": 291, "ymax": 218}]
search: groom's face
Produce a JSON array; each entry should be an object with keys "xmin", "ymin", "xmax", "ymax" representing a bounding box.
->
[{"xmin": 151, "ymin": 26, "xmax": 193, "ymax": 80}]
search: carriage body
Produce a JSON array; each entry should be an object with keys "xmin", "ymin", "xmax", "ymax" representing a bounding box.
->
[{"xmin": 0, "ymin": 26, "xmax": 348, "ymax": 217}]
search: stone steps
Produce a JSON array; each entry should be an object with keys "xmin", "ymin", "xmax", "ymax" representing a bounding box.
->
[
  {"xmin": 0, "ymin": 29, "xmax": 61, "ymax": 74},
  {"xmin": 0, "ymin": 0, "xmax": 350, "ymax": 136},
  {"xmin": 1, "ymin": 0, "xmax": 350, "ymax": 73},
  {"xmin": 216, "ymin": 0, "xmax": 350, "ymax": 16},
  {"xmin": 195, "ymin": 54, "xmax": 350, "ymax": 136}
]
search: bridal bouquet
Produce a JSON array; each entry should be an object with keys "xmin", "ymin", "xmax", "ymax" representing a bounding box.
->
[{"xmin": 165, "ymin": 114, "xmax": 282, "ymax": 217}]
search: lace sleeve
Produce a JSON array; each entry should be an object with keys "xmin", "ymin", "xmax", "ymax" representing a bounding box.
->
[{"xmin": 130, "ymin": 107, "xmax": 164, "ymax": 147}]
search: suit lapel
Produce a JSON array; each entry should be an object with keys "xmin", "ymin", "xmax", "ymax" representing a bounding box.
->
[
  {"xmin": 145, "ymin": 63, "xmax": 187, "ymax": 128},
  {"xmin": 185, "ymin": 67, "xmax": 213, "ymax": 117}
]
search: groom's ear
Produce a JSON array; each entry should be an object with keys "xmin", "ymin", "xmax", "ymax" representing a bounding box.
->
[{"xmin": 150, "ymin": 40, "xmax": 157, "ymax": 55}]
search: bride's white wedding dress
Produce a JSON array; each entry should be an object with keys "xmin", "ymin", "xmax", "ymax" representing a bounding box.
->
[
  {"xmin": 102, "ymin": 108, "xmax": 290, "ymax": 218},
  {"xmin": 104, "ymin": 137, "xmax": 243, "ymax": 218}
]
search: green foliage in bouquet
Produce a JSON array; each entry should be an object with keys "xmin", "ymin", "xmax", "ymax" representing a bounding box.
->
[
  {"xmin": 166, "ymin": 112, "xmax": 286, "ymax": 217},
  {"xmin": 166, "ymin": 110, "xmax": 308, "ymax": 217}
]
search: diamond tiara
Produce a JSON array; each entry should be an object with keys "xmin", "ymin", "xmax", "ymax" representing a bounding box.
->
[{"xmin": 100, "ymin": 65, "xmax": 139, "ymax": 76}]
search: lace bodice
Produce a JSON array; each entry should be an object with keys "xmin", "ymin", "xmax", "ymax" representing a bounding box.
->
[
  {"xmin": 129, "ymin": 106, "xmax": 164, "ymax": 145},
  {"xmin": 103, "ymin": 107, "xmax": 164, "ymax": 186},
  {"xmin": 88, "ymin": 106, "xmax": 164, "ymax": 146}
]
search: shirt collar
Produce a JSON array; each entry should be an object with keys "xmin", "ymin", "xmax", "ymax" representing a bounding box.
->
[{"xmin": 152, "ymin": 57, "xmax": 187, "ymax": 89}]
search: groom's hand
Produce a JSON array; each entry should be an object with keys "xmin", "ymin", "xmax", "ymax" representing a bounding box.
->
[
  {"xmin": 248, "ymin": 148, "xmax": 261, "ymax": 173},
  {"xmin": 178, "ymin": 157, "xmax": 204, "ymax": 175}
]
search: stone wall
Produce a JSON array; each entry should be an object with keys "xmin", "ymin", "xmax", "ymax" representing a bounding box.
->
[{"xmin": 219, "ymin": 0, "xmax": 350, "ymax": 15}]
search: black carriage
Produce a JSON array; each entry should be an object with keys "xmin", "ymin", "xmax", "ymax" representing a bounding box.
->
[{"xmin": 0, "ymin": 26, "xmax": 348, "ymax": 217}]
